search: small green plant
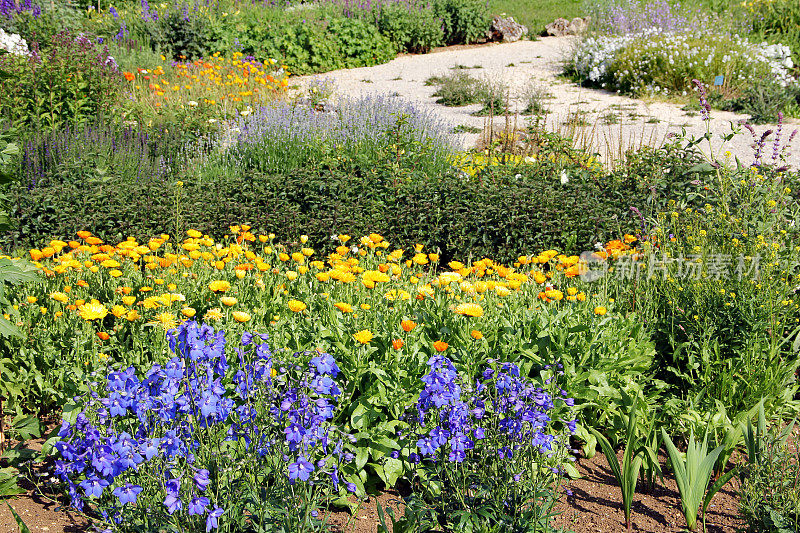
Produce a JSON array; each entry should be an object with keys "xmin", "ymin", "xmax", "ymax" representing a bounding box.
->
[
  {"xmin": 428, "ymin": 71, "xmax": 484, "ymax": 106},
  {"xmin": 452, "ymin": 124, "xmax": 482, "ymax": 133},
  {"xmin": 589, "ymin": 399, "xmax": 644, "ymax": 532},
  {"xmin": 521, "ymin": 81, "xmax": 553, "ymax": 115},
  {"xmin": 662, "ymin": 429, "xmax": 737, "ymax": 532}
]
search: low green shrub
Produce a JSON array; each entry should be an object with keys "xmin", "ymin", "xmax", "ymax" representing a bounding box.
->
[
  {"xmin": 433, "ymin": 0, "xmax": 490, "ymax": 45},
  {"xmin": 375, "ymin": 0, "xmax": 444, "ymax": 53}
]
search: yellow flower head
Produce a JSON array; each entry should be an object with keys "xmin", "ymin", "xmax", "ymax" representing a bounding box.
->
[
  {"xmin": 454, "ymin": 302, "xmax": 484, "ymax": 317},
  {"xmin": 232, "ymin": 311, "xmax": 251, "ymax": 323},
  {"xmin": 209, "ymin": 280, "xmax": 231, "ymax": 293},
  {"xmin": 353, "ymin": 329, "xmax": 374, "ymax": 344},
  {"xmin": 204, "ymin": 307, "xmax": 224, "ymax": 321},
  {"xmin": 221, "ymin": 296, "xmax": 238, "ymax": 307},
  {"xmin": 79, "ymin": 300, "xmax": 108, "ymax": 321},
  {"xmin": 334, "ymin": 302, "xmax": 354, "ymax": 313},
  {"xmin": 50, "ymin": 292, "xmax": 69, "ymax": 304},
  {"xmin": 288, "ymin": 299, "xmax": 307, "ymax": 313}
]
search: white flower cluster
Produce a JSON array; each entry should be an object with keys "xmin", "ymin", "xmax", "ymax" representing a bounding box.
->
[
  {"xmin": 569, "ymin": 29, "xmax": 796, "ymax": 94},
  {"xmin": 757, "ymin": 42, "xmax": 794, "ymax": 86},
  {"xmin": 0, "ymin": 28, "xmax": 29, "ymax": 56}
]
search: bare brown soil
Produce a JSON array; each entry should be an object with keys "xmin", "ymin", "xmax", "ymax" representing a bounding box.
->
[{"xmin": 0, "ymin": 448, "xmax": 743, "ymax": 533}]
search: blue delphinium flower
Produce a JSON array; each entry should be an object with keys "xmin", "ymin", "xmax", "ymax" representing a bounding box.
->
[
  {"xmin": 113, "ymin": 484, "xmax": 143, "ymax": 506},
  {"xmin": 163, "ymin": 479, "xmax": 182, "ymax": 514},
  {"xmin": 55, "ymin": 321, "xmax": 348, "ymax": 531},
  {"xmin": 206, "ymin": 506, "xmax": 224, "ymax": 531}
]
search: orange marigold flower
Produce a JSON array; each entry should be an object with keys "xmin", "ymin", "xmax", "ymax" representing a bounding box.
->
[
  {"xmin": 96, "ymin": 331, "xmax": 110, "ymax": 341},
  {"xmin": 392, "ymin": 339, "xmax": 404, "ymax": 350},
  {"xmin": 594, "ymin": 306, "xmax": 607, "ymax": 316},
  {"xmin": 433, "ymin": 340, "xmax": 449, "ymax": 352},
  {"xmin": 124, "ymin": 71, "xmax": 135, "ymax": 81},
  {"xmin": 334, "ymin": 302, "xmax": 353, "ymax": 313},
  {"xmin": 401, "ymin": 319, "xmax": 417, "ymax": 332},
  {"xmin": 471, "ymin": 329, "xmax": 483, "ymax": 340}
]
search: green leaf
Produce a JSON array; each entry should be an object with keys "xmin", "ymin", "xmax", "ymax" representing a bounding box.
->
[{"xmin": 6, "ymin": 501, "xmax": 32, "ymax": 533}]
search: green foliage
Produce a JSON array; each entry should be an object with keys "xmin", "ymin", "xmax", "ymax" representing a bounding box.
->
[
  {"xmin": 720, "ymin": 78, "xmax": 800, "ymax": 124},
  {"xmin": 375, "ymin": 1, "xmax": 444, "ymax": 53},
  {"xmin": 0, "ymin": 31, "xmax": 123, "ymax": 130},
  {"xmin": 662, "ymin": 429, "xmax": 734, "ymax": 531},
  {"xmin": 739, "ymin": 411, "xmax": 800, "ymax": 532},
  {"xmin": 142, "ymin": 6, "xmax": 212, "ymax": 60},
  {"xmin": 588, "ymin": 400, "xmax": 644, "ymax": 532},
  {"xmin": 433, "ymin": 0, "xmax": 491, "ymax": 45},
  {"xmin": 327, "ymin": 17, "xmax": 396, "ymax": 69}
]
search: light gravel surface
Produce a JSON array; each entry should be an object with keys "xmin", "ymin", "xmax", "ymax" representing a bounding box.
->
[{"xmin": 296, "ymin": 36, "xmax": 800, "ymax": 168}]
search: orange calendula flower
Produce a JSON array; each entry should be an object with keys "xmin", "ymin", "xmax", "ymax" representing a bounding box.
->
[
  {"xmin": 288, "ymin": 299, "xmax": 307, "ymax": 313},
  {"xmin": 471, "ymin": 329, "xmax": 483, "ymax": 340},
  {"xmin": 124, "ymin": 71, "xmax": 135, "ymax": 81},
  {"xmin": 433, "ymin": 341, "xmax": 449, "ymax": 352},
  {"xmin": 401, "ymin": 319, "xmax": 417, "ymax": 332},
  {"xmin": 96, "ymin": 331, "xmax": 110, "ymax": 341},
  {"xmin": 209, "ymin": 280, "xmax": 231, "ymax": 293},
  {"xmin": 594, "ymin": 306, "xmax": 607, "ymax": 316},
  {"xmin": 334, "ymin": 302, "xmax": 353, "ymax": 313},
  {"xmin": 454, "ymin": 303, "xmax": 484, "ymax": 317},
  {"xmin": 392, "ymin": 339, "xmax": 404, "ymax": 350},
  {"xmin": 353, "ymin": 329, "xmax": 374, "ymax": 344}
]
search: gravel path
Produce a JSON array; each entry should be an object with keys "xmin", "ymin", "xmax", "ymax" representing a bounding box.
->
[{"xmin": 296, "ymin": 36, "xmax": 800, "ymax": 169}]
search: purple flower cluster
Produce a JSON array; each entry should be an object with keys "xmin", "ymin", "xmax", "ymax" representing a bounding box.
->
[
  {"xmin": 591, "ymin": 0, "xmax": 694, "ymax": 36},
  {"xmin": 0, "ymin": 0, "xmax": 40, "ymax": 19},
  {"xmin": 413, "ymin": 355, "xmax": 574, "ymax": 465},
  {"xmin": 54, "ymin": 321, "xmax": 348, "ymax": 530}
]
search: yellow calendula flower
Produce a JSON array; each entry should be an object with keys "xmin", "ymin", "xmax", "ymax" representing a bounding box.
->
[
  {"xmin": 111, "ymin": 305, "xmax": 127, "ymax": 318},
  {"xmin": 204, "ymin": 307, "xmax": 224, "ymax": 321},
  {"xmin": 288, "ymin": 299, "xmax": 307, "ymax": 313},
  {"xmin": 232, "ymin": 311, "xmax": 251, "ymax": 323},
  {"xmin": 594, "ymin": 306, "xmax": 607, "ymax": 316},
  {"xmin": 50, "ymin": 292, "xmax": 69, "ymax": 304},
  {"xmin": 353, "ymin": 329, "xmax": 374, "ymax": 344},
  {"xmin": 221, "ymin": 296, "xmax": 238, "ymax": 307},
  {"xmin": 208, "ymin": 280, "xmax": 231, "ymax": 293},
  {"xmin": 182, "ymin": 307, "xmax": 196, "ymax": 318},
  {"xmin": 454, "ymin": 302, "xmax": 484, "ymax": 317},
  {"xmin": 79, "ymin": 300, "xmax": 108, "ymax": 321},
  {"xmin": 151, "ymin": 312, "xmax": 177, "ymax": 330},
  {"xmin": 471, "ymin": 329, "xmax": 483, "ymax": 340}
]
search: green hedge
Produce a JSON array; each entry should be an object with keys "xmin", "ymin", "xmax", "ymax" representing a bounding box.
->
[{"xmin": 6, "ymin": 142, "xmax": 705, "ymax": 262}]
